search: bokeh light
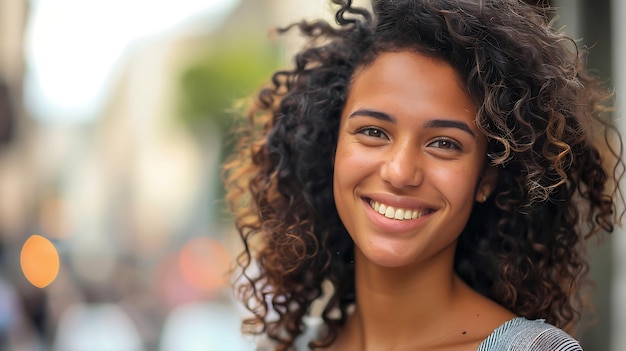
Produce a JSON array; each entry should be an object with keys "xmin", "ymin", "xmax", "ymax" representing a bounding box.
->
[
  {"xmin": 154, "ymin": 252, "xmax": 202, "ymax": 309},
  {"xmin": 20, "ymin": 234, "xmax": 60, "ymax": 288},
  {"xmin": 179, "ymin": 237, "xmax": 231, "ymax": 293}
]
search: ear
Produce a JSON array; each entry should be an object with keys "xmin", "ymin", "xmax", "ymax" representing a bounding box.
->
[{"xmin": 475, "ymin": 165, "xmax": 499, "ymax": 203}]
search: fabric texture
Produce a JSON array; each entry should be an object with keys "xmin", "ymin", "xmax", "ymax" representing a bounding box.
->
[
  {"xmin": 477, "ymin": 317, "xmax": 582, "ymax": 351},
  {"xmin": 256, "ymin": 316, "xmax": 582, "ymax": 351}
]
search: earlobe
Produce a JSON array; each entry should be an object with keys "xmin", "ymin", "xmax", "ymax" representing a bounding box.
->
[{"xmin": 476, "ymin": 165, "xmax": 499, "ymax": 203}]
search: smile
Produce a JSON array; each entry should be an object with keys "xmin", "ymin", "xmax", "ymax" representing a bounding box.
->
[{"xmin": 368, "ymin": 200, "xmax": 430, "ymax": 221}]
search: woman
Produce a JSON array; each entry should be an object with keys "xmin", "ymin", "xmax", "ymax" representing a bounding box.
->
[{"xmin": 224, "ymin": 0, "xmax": 623, "ymax": 350}]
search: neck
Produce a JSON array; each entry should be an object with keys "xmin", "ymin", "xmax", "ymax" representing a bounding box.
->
[{"xmin": 347, "ymin": 248, "xmax": 463, "ymax": 349}]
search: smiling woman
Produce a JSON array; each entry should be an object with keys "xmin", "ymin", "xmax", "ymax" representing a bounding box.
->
[
  {"xmin": 223, "ymin": 1, "xmax": 624, "ymax": 350},
  {"xmin": 334, "ymin": 52, "xmax": 495, "ymax": 272}
]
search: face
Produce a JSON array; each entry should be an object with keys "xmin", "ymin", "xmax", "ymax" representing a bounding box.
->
[{"xmin": 333, "ymin": 51, "xmax": 497, "ymax": 269}]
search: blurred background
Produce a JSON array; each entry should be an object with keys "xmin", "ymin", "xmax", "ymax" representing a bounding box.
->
[{"xmin": 0, "ymin": 0, "xmax": 623, "ymax": 350}]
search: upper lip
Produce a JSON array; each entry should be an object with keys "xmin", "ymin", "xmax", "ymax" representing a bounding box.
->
[{"xmin": 361, "ymin": 192, "xmax": 438, "ymax": 211}]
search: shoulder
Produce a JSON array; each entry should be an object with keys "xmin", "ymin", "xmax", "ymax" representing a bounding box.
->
[{"xmin": 477, "ymin": 317, "xmax": 583, "ymax": 351}]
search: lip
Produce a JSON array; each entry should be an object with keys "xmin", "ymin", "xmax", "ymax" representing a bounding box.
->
[{"xmin": 360, "ymin": 194, "xmax": 437, "ymax": 234}]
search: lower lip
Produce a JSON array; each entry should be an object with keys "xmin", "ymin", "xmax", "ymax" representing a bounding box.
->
[{"xmin": 362, "ymin": 198, "xmax": 433, "ymax": 234}]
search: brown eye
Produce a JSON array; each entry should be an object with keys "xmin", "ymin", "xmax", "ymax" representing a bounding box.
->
[
  {"xmin": 428, "ymin": 138, "xmax": 461, "ymax": 150},
  {"xmin": 358, "ymin": 127, "xmax": 389, "ymax": 140}
]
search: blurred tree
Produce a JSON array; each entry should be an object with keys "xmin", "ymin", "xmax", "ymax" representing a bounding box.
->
[
  {"xmin": 178, "ymin": 40, "xmax": 280, "ymax": 138},
  {"xmin": 176, "ymin": 0, "xmax": 284, "ymax": 220},
  {"xmin": 177, "ymin": 37, "xmax": 281, "ymax": 211}
]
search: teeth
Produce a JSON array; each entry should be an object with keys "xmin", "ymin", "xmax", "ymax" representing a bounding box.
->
[
  {"xmin": 385, "ymin": 206, "xmax": 394, "ymax": 218},
  {"xmin": 394, "ymin": 208, "xmax": 403, "ymax": 219},
  {"xmin": 368, "ymin": 200, "xmax": 426, "ymax": 221}
]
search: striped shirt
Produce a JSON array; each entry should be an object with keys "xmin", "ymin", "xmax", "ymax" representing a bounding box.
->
[
  {"xmin": 477, "ymin": 317, "xmax": 583, "ymax": 351},
  {"xmin": 257, "ymin": 316, "xmax": 583, "ymax": 350}
]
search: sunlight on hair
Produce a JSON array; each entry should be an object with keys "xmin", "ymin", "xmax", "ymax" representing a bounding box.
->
[{"xmin": 20, "ymin": 234, "xmax": 60, "ymax": 288}]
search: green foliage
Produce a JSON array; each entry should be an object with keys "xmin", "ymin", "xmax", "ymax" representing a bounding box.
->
[
  {"xmin": 177, "ymin": 37, "xmax": 281, "ymax": 135},
  {"xmin": 176, "ymin": 33, "xmax": 282, "ymax": 211}
]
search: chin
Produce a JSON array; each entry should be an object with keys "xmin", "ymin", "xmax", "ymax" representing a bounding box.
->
[{"xmin": 357, "ymin": 245, "xmax": 418, "ymax": 269}]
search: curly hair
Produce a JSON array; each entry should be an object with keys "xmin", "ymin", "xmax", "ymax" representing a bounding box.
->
[{"xmin": 223, "ymin": 0, "xmax": 623, "ymax": 349}]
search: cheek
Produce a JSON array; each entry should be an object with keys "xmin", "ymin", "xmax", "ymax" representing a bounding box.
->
[
  {"xmin": 333, "ymin": 143, "xmax": 355, "ymax": 231},
  {"xmin": 334, "ymin": 152, "xmax": 355, "ymax": 202},
  {"xmin": 429, "ymin": 163, "xmax": 480, "ymax": 202},
  {"xmin": 333, "ymin": 140, "xmax": 376, "ymax": 210},
  {"xmin": 333, "ymin": 142, "xmax": 351, "ymax": 198},
  {"xmin": 333, "ymin": 141, "xmax": 370, "ymax": 182}
]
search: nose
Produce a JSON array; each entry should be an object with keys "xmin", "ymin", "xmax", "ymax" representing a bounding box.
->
[{"xmin": 379, "ymin": 143, "xmax": 424, "ymax": 189}]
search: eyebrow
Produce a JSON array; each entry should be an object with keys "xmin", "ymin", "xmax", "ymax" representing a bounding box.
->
[
  {"xmin": 347, "ymin": 108, "xmax": 477, "ymax": 138},
  {"xmin": 348, "ymin": 108, "xmax": 395, "ymax": 123},
  {"xmin": 424, "ymin": 119, "xmax": 476, "ymax": 138}
]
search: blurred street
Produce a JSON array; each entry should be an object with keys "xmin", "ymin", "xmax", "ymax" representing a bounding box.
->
[{"xmin": 0, "ymin": 0, "xmax": 623, "ymax": 350}]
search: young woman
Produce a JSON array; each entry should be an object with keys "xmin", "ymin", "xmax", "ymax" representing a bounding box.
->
[{"xmin": 224, "ymin": 0, "xmax": 623, "ymax": 350}]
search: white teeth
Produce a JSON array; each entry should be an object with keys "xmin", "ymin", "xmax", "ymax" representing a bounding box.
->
[
  {"xmin": 394, "ymin": 208, "xmax": 404, "ymax": 219},
  {"xmin": 369, "ymin": 200, "xmax": 427, "ymax": 221},
  {"xmin": 385, "ymin": 206, "xmax": 394, "ymax": 218}
]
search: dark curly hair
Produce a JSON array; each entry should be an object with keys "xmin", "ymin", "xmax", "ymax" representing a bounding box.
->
[{"xmin": 224, "ymin": 0, "xmax": 624, "ymax": 349}]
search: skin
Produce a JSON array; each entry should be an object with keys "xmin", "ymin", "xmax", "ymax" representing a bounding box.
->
[{"xmin": 327, "ymin": 51, "xmax": 512, "ymax": 350}]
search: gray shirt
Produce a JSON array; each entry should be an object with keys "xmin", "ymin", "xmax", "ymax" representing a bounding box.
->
[
  {"xmin": 257, "ymin": 316, "xmax": 582, "ymax": 350},
  {"xmin": 477, "ymin": 317, "xmax": 582, "ymax": 351}
]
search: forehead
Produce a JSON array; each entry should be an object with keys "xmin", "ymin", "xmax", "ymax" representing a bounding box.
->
[{"xmin": 345, "ymin": 51, "xmax": 478, "ymax": 124}]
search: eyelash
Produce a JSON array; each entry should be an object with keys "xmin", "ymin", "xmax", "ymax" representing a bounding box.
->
[
  {"xmin": 427, "ymin": 138, "xmax": 462, "ymax": 151},
  {"xmin": 356, "ymin": 126, "xmax": 461, "ymax": 150},
  {"xmin": 356, "ymin": 126, "xmax": 389, "ymax": 139}
]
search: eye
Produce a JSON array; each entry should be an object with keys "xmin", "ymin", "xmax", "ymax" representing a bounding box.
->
[
  {"xmin": 428, "ymin": 138, "xmax": 461, "ymax": 150},
  {"xmin": 356, "ymin": 127, "xmax": 389, "ymax": 140}
]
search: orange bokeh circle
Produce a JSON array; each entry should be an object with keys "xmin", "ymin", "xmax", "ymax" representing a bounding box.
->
[
  {"xmin": 178, "ymin": 237, "xmax": 230, "ymax": 292},
  {"xmin": 20, "ymin": 234, "xmax": 60, "ymax": 288}
]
